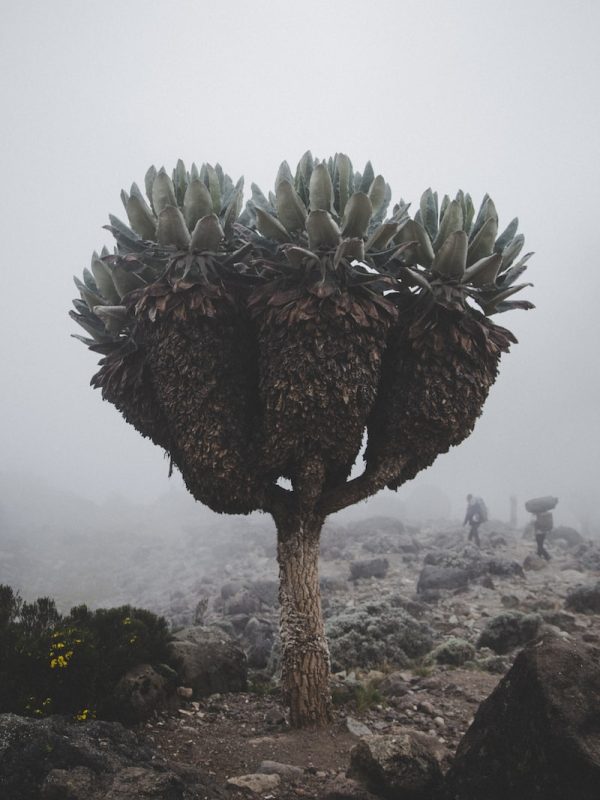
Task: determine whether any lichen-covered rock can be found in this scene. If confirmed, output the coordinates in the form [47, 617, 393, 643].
[417, 565, 470, 593]
[326, 603, 435, 671]
[110, 664, 176, 724]
[348, 732, 444, 800]
[477, 612, 542, 654]
[350, 558, 389, 581]
[447, 639, 600, 800]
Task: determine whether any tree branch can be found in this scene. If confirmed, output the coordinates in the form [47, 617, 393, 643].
[317, 457, 408, 518]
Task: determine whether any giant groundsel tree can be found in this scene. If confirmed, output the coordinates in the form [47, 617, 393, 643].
[71, 153, 533, 726]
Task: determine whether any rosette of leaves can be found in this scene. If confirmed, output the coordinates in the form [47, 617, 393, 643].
[71, 161, 261, 514]
[244, 153, 403, 490]
[365, 190, 534, 486]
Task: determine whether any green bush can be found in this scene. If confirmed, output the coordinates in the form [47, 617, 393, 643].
[0, 585, 176, 721]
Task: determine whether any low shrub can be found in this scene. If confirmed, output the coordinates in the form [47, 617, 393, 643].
[0, 585, 176, 720]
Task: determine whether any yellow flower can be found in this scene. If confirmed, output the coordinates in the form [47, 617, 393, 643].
[122, 617, 132, 625]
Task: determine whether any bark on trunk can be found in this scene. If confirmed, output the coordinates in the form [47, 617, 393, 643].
[276, 513, 332, 727]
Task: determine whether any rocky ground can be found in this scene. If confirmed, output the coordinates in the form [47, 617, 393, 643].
[132, 515, 600, 797]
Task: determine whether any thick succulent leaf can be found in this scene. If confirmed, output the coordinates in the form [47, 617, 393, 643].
[222, 188, 243, 238]
[439, 194, 450, 224]
[434, 199, 464, 252]
[151, 169, 177, 215]
[285, 246, 319, 269]
[479, 282, 533, 312]
[496, 251, 534, 287]
[420, 188, 438, 241]
[125, 195, 157, 240]
[91, 256, 121, 304]
[71, 333, 98, 348]
[250, 182, 274, 213]
[156, 206, 191, 248]
[184, 179, 214, 230]
[488, 299, 535, 314]
[173, 159, 188, 206]
[494, 217, 519, 253]
[82, 268, 98, 292]
[341, 192, 372, 238]
[190, 213, 224, 251]
[76, 278, 106, 311]
[432, 230, 468, 277]
[93, 304, 129, 334]
[334, 153, 353, 216]
[366, 222, 400, 252]
[205, 164, 222, 213]
[500, 233, 525, 269]
[306, 210, 341, 250]
[467, 216, 498, 266]
[294, 151, 314, 205]
[108, 214, 139, 242]
[463, 193, 475, 233]
[255, 207, 290, 242]
[309, 163, 334, 212]
[69, 311, 113, 342]
[394, 219, 435, 267]
[275, 160, 294, 189]
[334, 237, 365, 264]
[469, 194, 496, 242]
[400, 267, 433, 292]
[275, 180, 307, 233]
[462, 252, 503, 287]
[359, 161, 375, 193]
[111, 265, 146, 299]
[368, 175, 386, 216]
[144, 165, 157, 210]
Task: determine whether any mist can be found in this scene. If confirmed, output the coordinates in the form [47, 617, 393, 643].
[1, 0, 599, 564]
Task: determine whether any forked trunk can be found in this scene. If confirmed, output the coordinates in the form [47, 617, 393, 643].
[276, 512, 331, 727]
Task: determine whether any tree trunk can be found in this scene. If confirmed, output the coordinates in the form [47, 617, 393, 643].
[276, 512, 332, 727]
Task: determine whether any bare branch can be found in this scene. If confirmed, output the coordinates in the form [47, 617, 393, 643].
[317, 457, 407, 517]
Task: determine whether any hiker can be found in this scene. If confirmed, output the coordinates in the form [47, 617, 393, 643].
[464, 494, 487, 547]
[534, 511, 553, 560]
[524, 496, 558, 562]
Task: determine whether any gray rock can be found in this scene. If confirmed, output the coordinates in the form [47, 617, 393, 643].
[258, 760, 303, 778]
[447, 639, 600, 800]
[378, 672, 410, 698]
[111, 664, 176, 725]
[477, 612, 542, 654]
[548, 526, 583, 547]
[346, 717, 373, 737]
[350, 558, 389, 581]
[523, 554, 547, 571]
[565, 582, 600, 614]
[417, 565, 470, 593]
[322, 775, 381, 800]
[227, 773, 280, 793]
[348, 732, 444, 800]
[171, 626, 247, 696]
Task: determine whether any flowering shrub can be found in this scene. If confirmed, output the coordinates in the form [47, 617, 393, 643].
[0, 585, 176, 720]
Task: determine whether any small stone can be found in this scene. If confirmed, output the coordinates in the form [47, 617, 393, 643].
[177, 686, 193, 699]
[227, 773, 280, 793]
[259, 760, 304, 779]
[417, 701, 435, 716]
[346, 717, 372, 737]
[434, 716, 445, 728]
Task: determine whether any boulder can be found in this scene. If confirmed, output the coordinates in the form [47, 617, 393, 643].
[447, 639, 600, 800]
[565, 582, 600, 614]
[548, 526, 583, 546]
[350, 558, 389, 581]
[0, 714, 222, 800]
[242, 616, 277, 669]
[171, 626, 247, 696]
[227, 773, 280, 793]
[477, 611, 542, 654]
[326, 603, 435, 671]
[417, 565, 470, 593]
[348, 732, 444, 800]
[110, 664, 176, 725]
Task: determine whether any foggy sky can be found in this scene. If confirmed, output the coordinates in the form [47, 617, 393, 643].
[1, 0, 598, 528]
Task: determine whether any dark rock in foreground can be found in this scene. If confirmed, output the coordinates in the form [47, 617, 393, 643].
[447, 638, 600, 800]
[0, 714, 223, 800]
[565, 581, 600, 613]
[348, 731, 444, 800]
